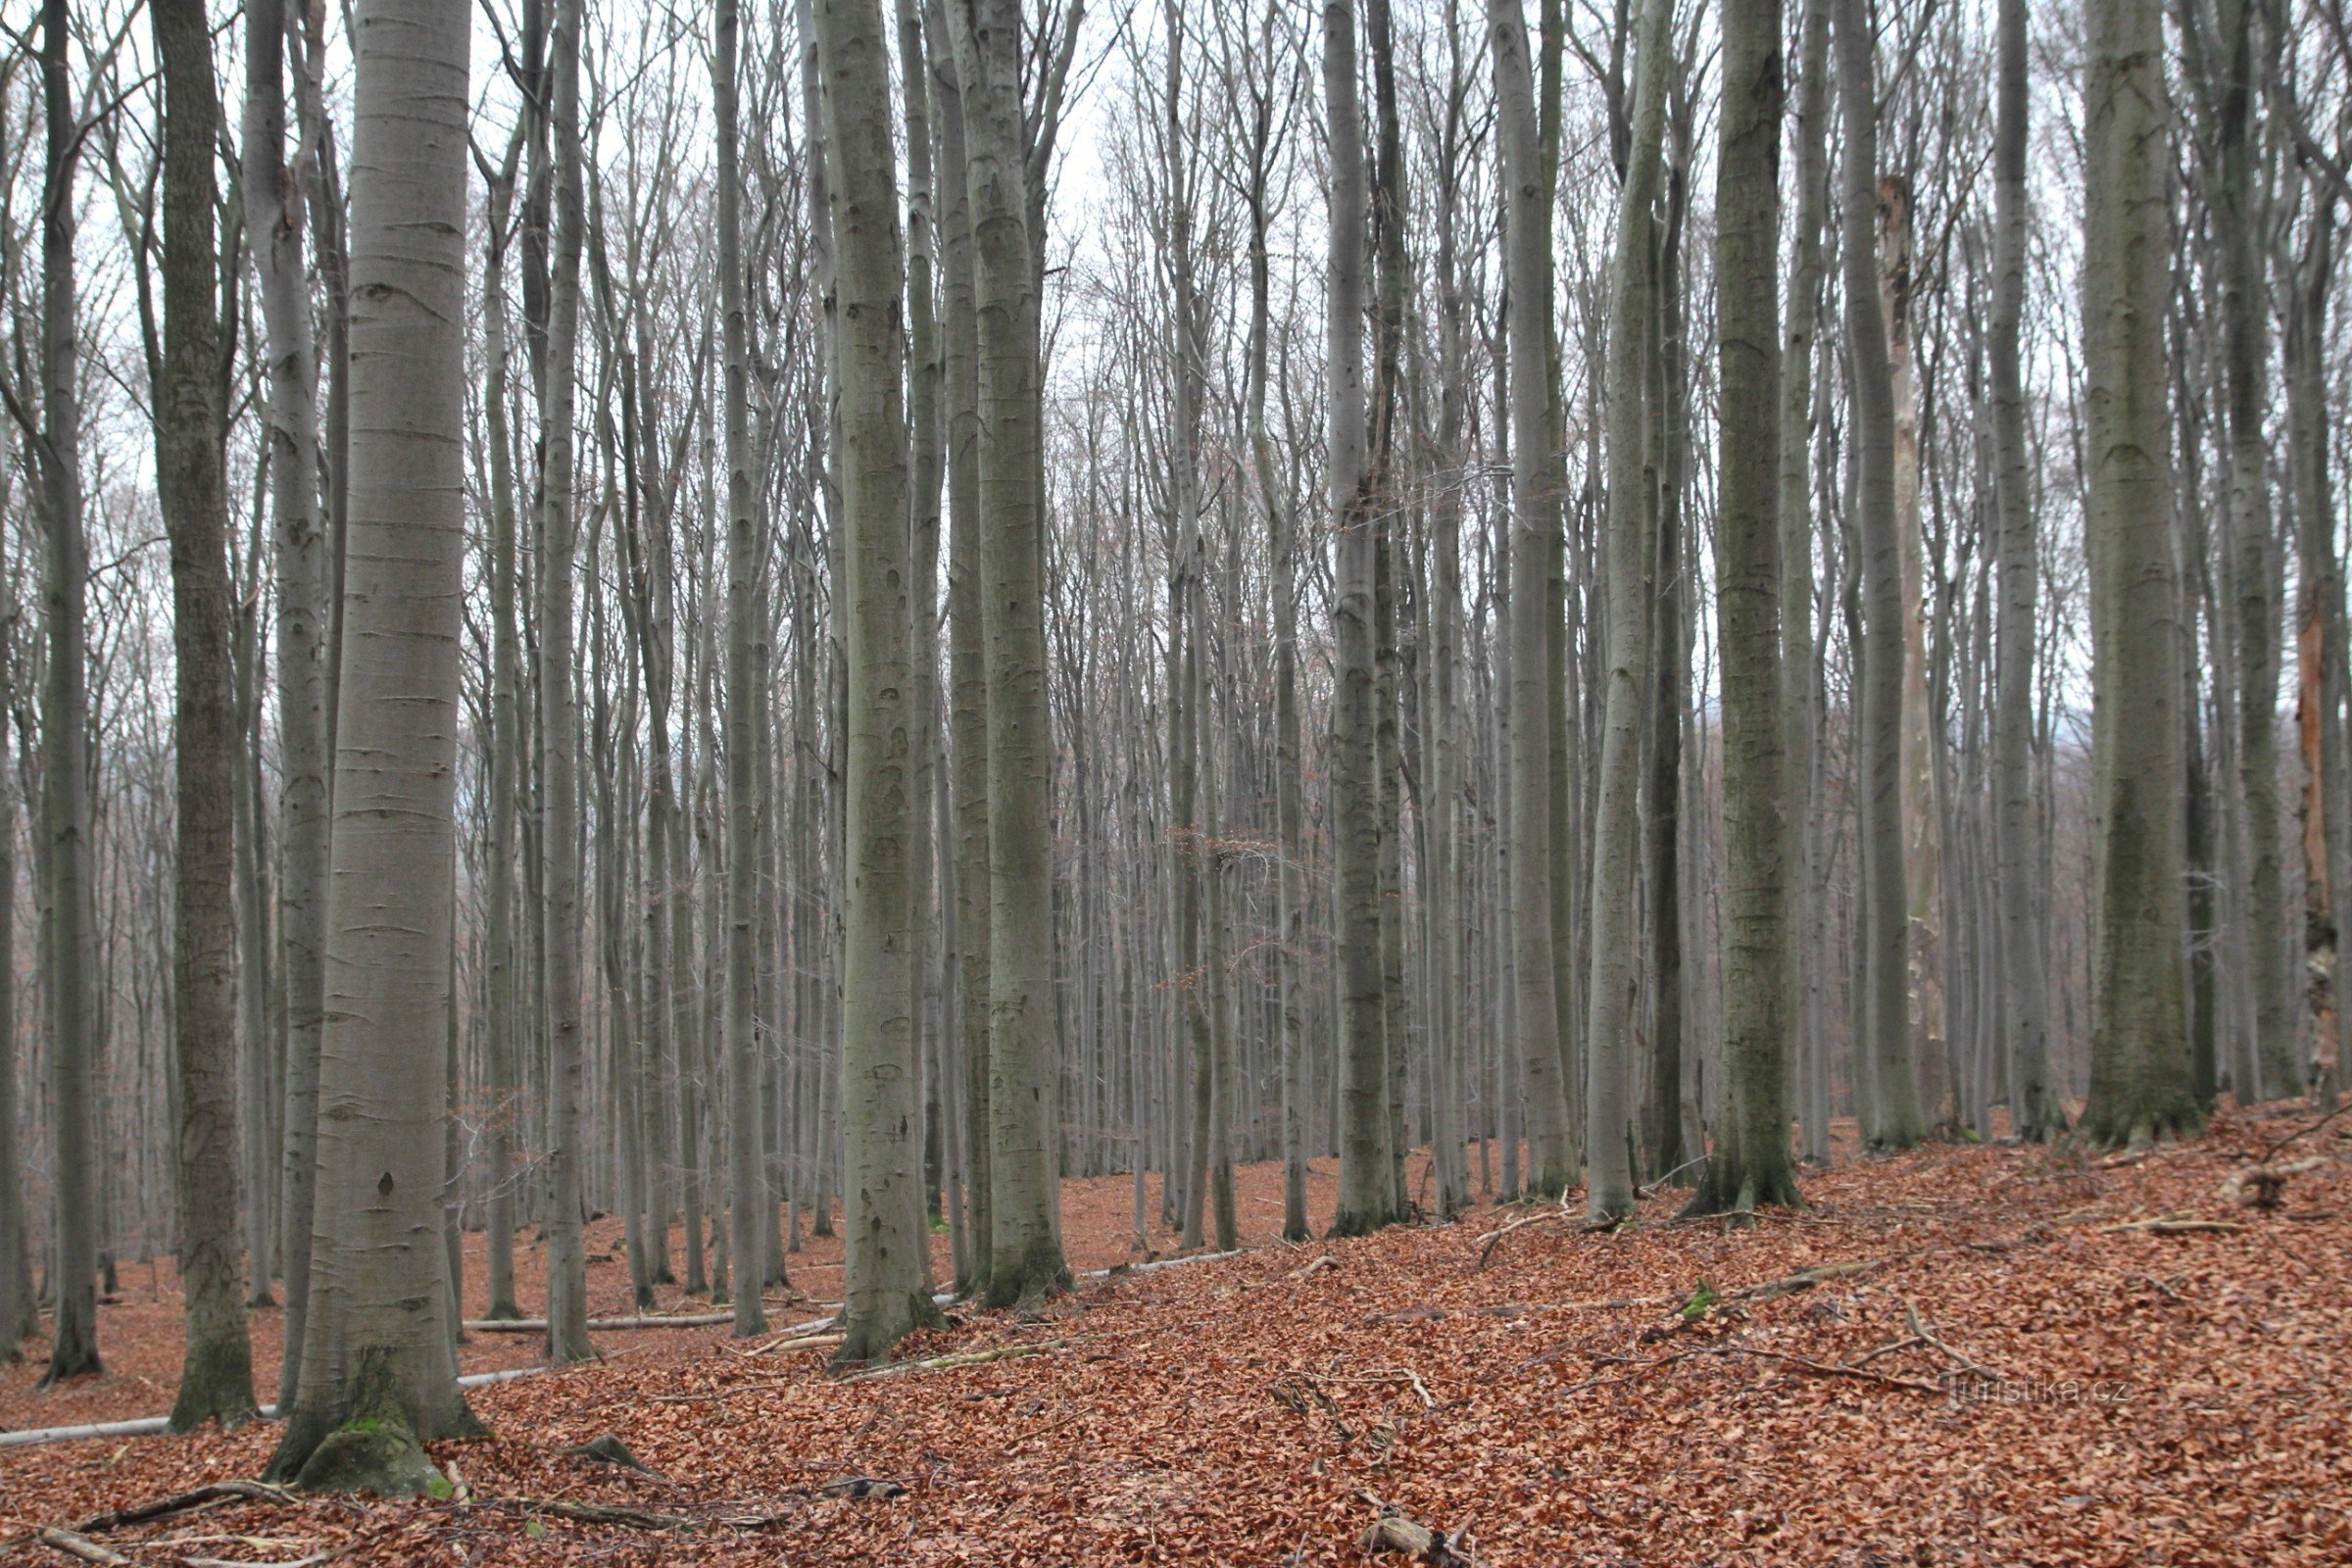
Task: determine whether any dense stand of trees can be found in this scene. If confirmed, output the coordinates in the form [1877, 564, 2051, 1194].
[3, 0, 2350, 1486]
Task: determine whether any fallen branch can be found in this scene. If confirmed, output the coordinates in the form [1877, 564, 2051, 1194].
[1731, 1258, 1886, 1304]
[2096, 1215, 2246, 1236]
[487, 1496, 696, 1531]
[177, 1548, 353, 1568]
[73, 1482, 296, 1536]
[726, 1332, 846, 1358]
[2218, 1156, 2324, 1210]
[1903, 1300, 1995, 1378]
[1359, 1512, 1476, 1564]
[1473, 1195, 1576, 1270]
[840, 1340, 1064, 1383]
[33, 1527, 128, 1566]
[465, 1310, 735, 1334]
[2249, 1100, 2352, 1165]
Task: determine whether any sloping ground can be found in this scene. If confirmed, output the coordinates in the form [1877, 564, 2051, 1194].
[2, 1107, 2345, 1566]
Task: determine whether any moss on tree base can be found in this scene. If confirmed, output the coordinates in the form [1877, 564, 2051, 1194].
[982, 1242, 1071, 1314]
[291, 1415, 445, 1496]
[167, 1334, 259, 1434]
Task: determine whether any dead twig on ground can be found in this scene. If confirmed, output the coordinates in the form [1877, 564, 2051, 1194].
[840, 1341, 1064, 1383]
[33, 1527, 128, 1566]
[70, 1482, 298, 1537]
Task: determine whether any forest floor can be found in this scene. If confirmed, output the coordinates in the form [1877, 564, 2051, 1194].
[2, 1103, 2347, 1566]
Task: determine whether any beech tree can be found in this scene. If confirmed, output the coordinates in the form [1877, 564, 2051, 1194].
[264, 0, 483, 1491]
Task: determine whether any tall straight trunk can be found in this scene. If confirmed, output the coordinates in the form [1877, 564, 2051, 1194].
[1198, 569, 1238, 1251]
[233, 588, 276, 1310]
[2202, 0, 2291, 1100]
[1243, 81, 1310, 1243]
[2077, 0, 2200, 1150]
[1990, 0, 2057, 1141]
[616, 291, 683, 1290]
[1835, 0, 1923, 1147]
[820, 0, 937, 1365]
[536, 0, 592, 1366]
[1175, 597, 1207, 1246]
[1688, 0, 1796, 1217]
[1782, 0, 1833, 1165]
[0, 714, 32, 1347]
[1880, 174, 1943, 1120]
[151, 0, 257, 1430]
[899, 0, 948, 1284]
[1489, 0, 1573, 1199]
[1643, 206, 1687, 1181]
[2286, 196, 2345, 1107]
[930, 0, 992, 1297]
[1166, 15, 1212, 1249]
[1367, 0, 1411, 1223]
[713, 0, 768, 1338]
[264, 0, 483, 1488]
[36, 0, 100, 1387]
[1583, 0, 1671, 1224]
[475, 136, 526, 1321]
[1427, 50, 1472, 1218]
[1324, 0, 1391, 1238]
[944, 0, 1071, 1306]
[245, 0, 332, 1396]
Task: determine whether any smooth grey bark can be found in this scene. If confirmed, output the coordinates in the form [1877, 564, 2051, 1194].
[1989, 0, 2058, 1142]
[2283, 179, 2345, 1108]
[2200, 0, 2291, 1100]
[945, 0, 1073, 1306]
[1426, 20, 1473, 1218]
[1366, 0, 1411, 1224]
[1835, 0, 1923, 1148]
[1583, 0, 1671, 1225]
[2076, 0, 2202, 1150]
[474, 132, 525, 1321]
[1781, 0, 1832, 1165]
[819, 0, 939, 1366]
[1489, 0, 1573, 1200]
[243, 0, 333, 1396]
[35, 0, 100, 1387]
[930, 0, 993, 1298]
[264, 0, 483, 1487]
[1233, 23, 1311, 1240]
[0, 710, 32, 1349]
[1324, 0, 1393, 1238]
[536, 0, 592, 1366]
[151, 0, 258, 1431]
[714, 0, 768, 1338]
[1687, 0, 1797, 1217]
[900, 0, 949, 1292]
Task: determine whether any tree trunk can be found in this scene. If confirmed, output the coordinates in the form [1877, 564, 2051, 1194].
[2077, 0, 2201, 1150]
[535, 0, 593, 1366]
[930, 0, 993, 1298]
[1782, 0, 1833, 1166]
[1835, 0, 1923, 1148]
[2285, 192, 2345, 1108]
[714, 0, 769, 1338]
[1989, 0, 2058, 1141]
[1583, 0, 1671, 1224]
[945, 0, 1073, 1305]
[1489, 0, 1573, 1200]
[151, 0, 258, 1430]
[36, 0, 101, 1388]
[0, 712, 33, 1348]
[1687, 0, 1797, 1217]
[818, 0, 939, 1364]
[264, 0, 484, 1487]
